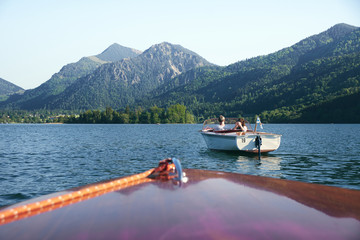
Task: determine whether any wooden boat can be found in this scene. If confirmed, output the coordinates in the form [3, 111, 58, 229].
[0, 158, 359, 239]
[200, 118, 281, 153]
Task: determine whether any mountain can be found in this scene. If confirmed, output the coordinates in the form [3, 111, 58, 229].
[45, 42, 213, 109]
[96, 43, 142, 62]
[1, 23, 359, 123]
[137, 23, 360, 122]
[0, 77, 23, 95]
[1, 44, 142, 109]
[0, 78, 24, 101]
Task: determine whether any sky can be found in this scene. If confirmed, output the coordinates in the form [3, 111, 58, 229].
[0, 0, 359, 89]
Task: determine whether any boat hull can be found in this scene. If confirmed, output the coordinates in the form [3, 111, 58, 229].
[0, 169, 359, 239]
[201, 131, 281, 152]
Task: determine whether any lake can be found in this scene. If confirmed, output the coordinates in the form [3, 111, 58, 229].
[1, 123, 359, 207]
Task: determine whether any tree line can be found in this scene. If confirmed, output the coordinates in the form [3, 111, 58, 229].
[0, 104, 195, 124]
[65, 104, 195, 124]
[0, 110, 66, 124]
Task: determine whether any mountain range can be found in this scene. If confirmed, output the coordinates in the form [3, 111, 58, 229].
[1, 23, 359, 122]
[141, 23, 360, 122]
[0, 43, 142, 109]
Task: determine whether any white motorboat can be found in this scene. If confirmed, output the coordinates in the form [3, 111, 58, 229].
[200, 118, 281, 153]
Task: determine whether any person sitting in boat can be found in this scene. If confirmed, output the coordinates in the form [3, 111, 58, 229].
[233, 118, 247, 132]
[214, 115, 227, 131]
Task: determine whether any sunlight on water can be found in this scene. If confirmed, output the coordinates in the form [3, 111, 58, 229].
[0, 123, 359, 207]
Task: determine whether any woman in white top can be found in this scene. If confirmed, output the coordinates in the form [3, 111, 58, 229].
[233, 118, 247, 132]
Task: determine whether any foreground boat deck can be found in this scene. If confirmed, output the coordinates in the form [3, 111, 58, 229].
[1, 167, 359, 239]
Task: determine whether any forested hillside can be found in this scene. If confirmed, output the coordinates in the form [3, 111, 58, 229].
[0, 78, 24, 101]
[1, 44, 141, 109]
[1, 23, 359, 123]
[138, 23, 360, 122]
[43, 42, 213, 110]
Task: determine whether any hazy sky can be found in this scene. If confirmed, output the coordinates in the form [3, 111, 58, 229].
[1, 0, 359, 89]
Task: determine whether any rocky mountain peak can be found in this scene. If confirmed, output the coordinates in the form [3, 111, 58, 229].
[141, 42, 213, 67]
[96, 43, 142, 62]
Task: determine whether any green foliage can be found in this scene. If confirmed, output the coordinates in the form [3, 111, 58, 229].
[0, 110, 73, 124]
[64, 104, 195, 124]
[0, 104, 195, 124]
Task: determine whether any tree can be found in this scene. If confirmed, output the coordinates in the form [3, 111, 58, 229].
[167, 104, 187, 123]
[119, 113, 129, 123]
[104, 107, 114, 123]
[139, 111, 151, 123]
[150, 105, 163, 123]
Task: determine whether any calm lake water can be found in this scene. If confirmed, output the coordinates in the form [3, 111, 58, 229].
[1, 123, 359, 207]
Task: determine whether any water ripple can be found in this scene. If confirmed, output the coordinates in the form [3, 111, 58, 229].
[1, 123, 360, 208]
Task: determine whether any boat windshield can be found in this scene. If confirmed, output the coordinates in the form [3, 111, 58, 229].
[202, 118, 253, 132]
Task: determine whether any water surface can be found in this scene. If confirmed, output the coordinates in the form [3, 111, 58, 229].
[1, 124, 359, 207]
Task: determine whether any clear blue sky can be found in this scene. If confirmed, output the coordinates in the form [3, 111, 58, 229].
[1, 0, 359, 89]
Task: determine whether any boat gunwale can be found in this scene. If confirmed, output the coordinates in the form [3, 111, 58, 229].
[200, 129, 282, 138]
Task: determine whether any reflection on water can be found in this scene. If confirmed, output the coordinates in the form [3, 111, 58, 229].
[197, 149, 283, 178]
[235, 154, 282, 178]
[236, 155, 282, 173]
